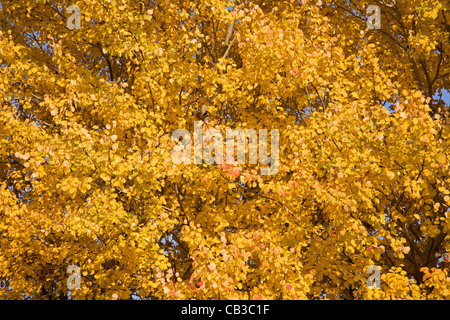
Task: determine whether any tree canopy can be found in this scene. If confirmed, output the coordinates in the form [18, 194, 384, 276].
[0, 0, 449, 299]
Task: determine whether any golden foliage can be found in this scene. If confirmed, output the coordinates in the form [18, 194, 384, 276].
[0, 0, 449, 299]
